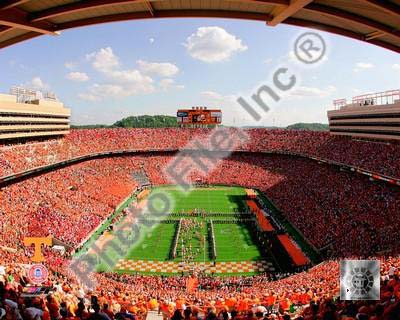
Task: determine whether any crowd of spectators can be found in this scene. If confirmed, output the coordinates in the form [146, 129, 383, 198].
[1, 128, 400, 178]
[0, 157, 140, 258]
[1, 129, 400, 319]
[1, 153, 399, 261]
[142, 153, 400, 258]
[1, 257, 399, 319]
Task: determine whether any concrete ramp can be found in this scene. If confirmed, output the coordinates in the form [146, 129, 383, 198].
[146, 311, 163, 320]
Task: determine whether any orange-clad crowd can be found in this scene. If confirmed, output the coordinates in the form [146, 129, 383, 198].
[0, 129, 399, 319]
[1, 258, 399, 320]
[1, 129, 400, 178]
[2, 153, 398, 260]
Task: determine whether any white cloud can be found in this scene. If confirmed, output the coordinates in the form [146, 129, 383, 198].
[66, 71, 89, 82]
[86, 47, 120, 73]
[159, 78, 174, 90]
[27, 77, 49, 90]
[64, 61, 76, 70]
[263, 58, 273, 64]
[159, 78, 184, 91]
[159, 79, 174, 91]
[137, 60, 179, 77]
[200, 90, 240, 108]
[201, 85, 335, 127]
[288, 51, 297, 63]
[353, 62, 374, 72]
[392, 64, 400, 70]
[108, 69, 151, 84]
[356, 62, 374, 69]
[149, 38, 155, 44]
[201, 91, 230, 101]
[200, 90, 248, 125]
[184, 26, 247, 63]
[289, 85, 336, 99]
[78, 84, 125, 101]
[79, 77, 154, 101]
[288, 50, 328, 64]
[80, 47, 155, 101]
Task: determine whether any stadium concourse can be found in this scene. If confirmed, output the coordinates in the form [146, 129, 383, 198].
[0, 128, 400, 320]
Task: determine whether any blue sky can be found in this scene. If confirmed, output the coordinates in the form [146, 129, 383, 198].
[1, 18, 399, 126]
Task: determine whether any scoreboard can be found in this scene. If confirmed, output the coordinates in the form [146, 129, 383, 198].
[177, 107, 222, 127]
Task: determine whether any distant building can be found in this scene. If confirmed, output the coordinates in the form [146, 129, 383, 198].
[0, 87, 70, 141]
[327, 89, 400, 141]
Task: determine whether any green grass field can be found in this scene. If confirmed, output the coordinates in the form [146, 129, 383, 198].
[145, 186, 247, 213]
[126, 186, 262, 262]
[213, 223, 262, 261]
[75, 184, 319, 276]
[92, 185, 272, 274]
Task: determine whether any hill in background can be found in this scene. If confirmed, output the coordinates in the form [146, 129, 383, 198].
[72, 116, 328, 131]
[72, 115, 178, 129]
[286, 123, 329, 131]
[113, 115, 178, 128]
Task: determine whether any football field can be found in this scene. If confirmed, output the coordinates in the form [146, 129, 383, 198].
[95, 185, 275, 275]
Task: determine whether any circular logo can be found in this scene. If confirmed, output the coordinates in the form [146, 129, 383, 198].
[294, 32, 326, 64]
[28, 264, 48, 285]
[345, 267, 374, 298]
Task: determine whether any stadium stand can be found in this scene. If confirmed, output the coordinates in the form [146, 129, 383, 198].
[1, 129, 400, 319]
[1, 257, 399, 319]
[1, 129, 400, 179]
[1, 152, 399, 258]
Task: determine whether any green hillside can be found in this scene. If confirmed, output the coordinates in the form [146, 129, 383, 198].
[286, 123, 329, 131]
[113, 115, 178, 128]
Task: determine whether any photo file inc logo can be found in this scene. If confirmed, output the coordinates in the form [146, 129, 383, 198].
[340, 260, 380, 301]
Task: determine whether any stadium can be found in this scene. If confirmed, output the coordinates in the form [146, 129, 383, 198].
[0, 1, 400, 320]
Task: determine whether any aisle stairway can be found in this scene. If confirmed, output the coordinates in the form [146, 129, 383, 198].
[146, 310, 163, 320]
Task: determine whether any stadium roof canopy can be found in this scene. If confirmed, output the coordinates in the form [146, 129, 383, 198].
[0, 0, 399, 53]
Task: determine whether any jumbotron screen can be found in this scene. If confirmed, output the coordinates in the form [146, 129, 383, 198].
[177, 107, 222, 126]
